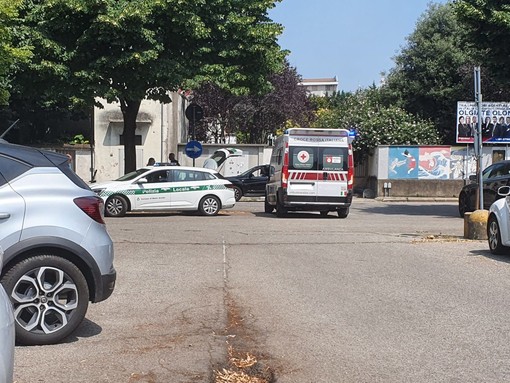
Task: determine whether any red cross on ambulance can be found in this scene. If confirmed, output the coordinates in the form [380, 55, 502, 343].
[298, 151, 309, 163]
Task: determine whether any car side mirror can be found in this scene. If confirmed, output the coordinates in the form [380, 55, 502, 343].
[269, 166, 275, 176]
[136, 177, 148, 184]
[498, 185, 510, 196]
[468, 174, 477, 183]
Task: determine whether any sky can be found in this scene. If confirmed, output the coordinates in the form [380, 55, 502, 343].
[269, 0, 447, 92]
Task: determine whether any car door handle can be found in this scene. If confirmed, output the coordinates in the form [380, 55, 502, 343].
[0, 213, 10, 219]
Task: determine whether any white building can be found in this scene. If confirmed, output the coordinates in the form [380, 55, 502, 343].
[90, 95, 187, 181]
[68, 93, 270, 183]
[298, 77, 338, 97]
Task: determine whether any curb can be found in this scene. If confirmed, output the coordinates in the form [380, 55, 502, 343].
[375, 197, 458, 202]
[239, 196, 458, 203]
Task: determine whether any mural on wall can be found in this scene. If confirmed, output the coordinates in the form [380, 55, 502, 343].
[386, 145, 500, 180]
[418, 147, 450, 179]
[450, 146, 476, 180]
[389, 147, 419, 179]
[388, 146, 463, 180]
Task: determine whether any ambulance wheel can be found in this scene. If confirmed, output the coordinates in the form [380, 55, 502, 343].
[337, 207, 349, 218]
[264, 194, 274, 214]
[276, 198, 287, 218]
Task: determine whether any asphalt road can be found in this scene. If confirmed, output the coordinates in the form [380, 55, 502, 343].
[13, 198, 510, 383]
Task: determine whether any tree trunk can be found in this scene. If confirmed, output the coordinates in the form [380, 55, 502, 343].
[119, 98, 142, 174]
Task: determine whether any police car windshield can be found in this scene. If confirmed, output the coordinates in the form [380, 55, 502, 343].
[115, 168, 150, 181]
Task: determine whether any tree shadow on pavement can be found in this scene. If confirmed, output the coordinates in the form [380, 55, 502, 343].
[356, 203, 459, 218]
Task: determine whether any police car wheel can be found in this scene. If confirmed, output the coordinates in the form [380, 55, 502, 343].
[199, 195, 220, 216]
[105, 195, 128, 217]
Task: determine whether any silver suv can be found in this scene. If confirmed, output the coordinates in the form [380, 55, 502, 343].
[0, 143, 116, 345]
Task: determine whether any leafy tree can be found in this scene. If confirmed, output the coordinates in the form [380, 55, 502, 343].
[232, 63, 311, 143]
[0, 0, 30, 106]
[11, 0, 286, 172]
[381, 2, 475, 144]
[312, 88, 441, 164]
[190, 83, 241, 143]
[454, 0, 510, 86]
[193, 62, 311, 144]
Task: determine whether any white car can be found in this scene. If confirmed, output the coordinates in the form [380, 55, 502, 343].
[0, 249, 14, 383]
[92, 166, 236, 217]
[488, 185, 510, 254]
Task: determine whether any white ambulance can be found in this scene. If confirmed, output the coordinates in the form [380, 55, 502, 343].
[265, 128, 354, 218]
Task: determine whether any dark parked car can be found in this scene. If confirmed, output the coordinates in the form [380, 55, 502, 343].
[458, 160, 510, 217]
[225, 165, 270, 201]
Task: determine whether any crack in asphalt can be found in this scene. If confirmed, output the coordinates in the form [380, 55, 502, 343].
[211, 237, 276, 383]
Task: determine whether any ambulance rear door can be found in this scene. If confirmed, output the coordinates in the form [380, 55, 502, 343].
[316, 145, 349, 199]
[287, 145, 319, 197]
[287, 144, 349, 201]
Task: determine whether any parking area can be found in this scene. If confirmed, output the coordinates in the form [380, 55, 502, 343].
[13, 198, 510, 383]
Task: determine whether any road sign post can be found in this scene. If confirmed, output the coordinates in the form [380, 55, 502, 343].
[185, 104, 204, 166]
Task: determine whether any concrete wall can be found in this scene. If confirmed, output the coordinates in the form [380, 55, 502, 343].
[363, 144, 510, 198]
[376, 179, 464, 198]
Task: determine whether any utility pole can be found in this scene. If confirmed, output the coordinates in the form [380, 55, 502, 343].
[474, 66, 484, 210]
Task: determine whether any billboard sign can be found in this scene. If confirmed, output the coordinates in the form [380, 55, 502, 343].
[456, 101, 510, 144]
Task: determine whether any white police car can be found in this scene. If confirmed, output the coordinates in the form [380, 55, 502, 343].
[92, 166, 236, 217]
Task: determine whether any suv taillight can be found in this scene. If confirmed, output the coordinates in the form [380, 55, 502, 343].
[74, 196, 106, 224]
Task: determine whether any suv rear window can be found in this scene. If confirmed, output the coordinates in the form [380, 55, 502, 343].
[0, 155, 32, 183]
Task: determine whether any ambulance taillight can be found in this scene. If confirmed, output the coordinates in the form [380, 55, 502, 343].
[282, 143, 289, 188]
[347, 145, 354, 189]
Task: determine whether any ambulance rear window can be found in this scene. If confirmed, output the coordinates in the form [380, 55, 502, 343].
[320, 147, 348, 171]
[289, 146, 348, 171]
[289, 147, 315, 170]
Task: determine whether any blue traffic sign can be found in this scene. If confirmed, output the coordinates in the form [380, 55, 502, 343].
[185, 140, 203, 159]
